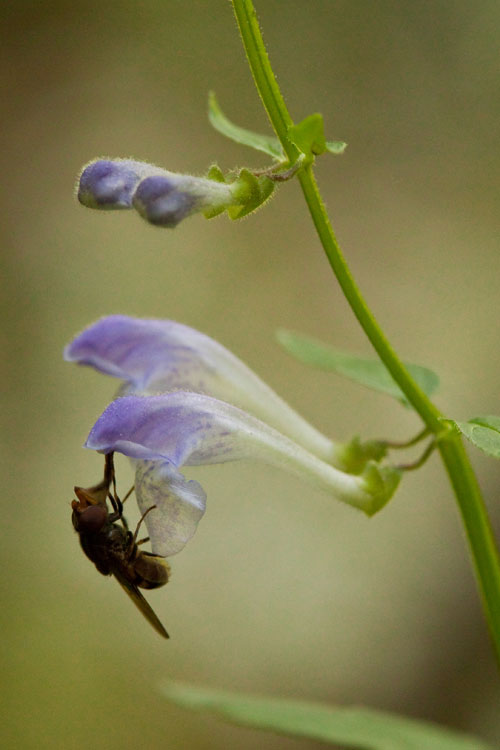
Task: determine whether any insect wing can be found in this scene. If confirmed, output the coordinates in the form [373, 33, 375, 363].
[113, 569, 169, 639]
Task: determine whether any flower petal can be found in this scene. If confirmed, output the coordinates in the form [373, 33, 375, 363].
[134, 460, 206, 557]
[85, 393, 399, 516]
[65, 315, 339, 464]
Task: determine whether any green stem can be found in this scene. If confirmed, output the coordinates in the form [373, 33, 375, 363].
[383, 427, 430, 449]
[232, 0, 500, 667]
[231, 0, 299, 163]
[297, 166, 441, 428]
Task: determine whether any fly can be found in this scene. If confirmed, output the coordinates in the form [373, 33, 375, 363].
[71, 452, 170, 639]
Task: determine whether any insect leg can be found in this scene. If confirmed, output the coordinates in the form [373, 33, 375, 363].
[130, 505, 157, 547]
[121, 485, 135, 504]
[105, 453, 125, 518]
[114, 486, 135, 531]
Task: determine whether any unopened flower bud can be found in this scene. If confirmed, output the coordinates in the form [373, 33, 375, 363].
[132, 174, 238, 228]
[77, 159, 155, 209]
[77, 158, 274, 226]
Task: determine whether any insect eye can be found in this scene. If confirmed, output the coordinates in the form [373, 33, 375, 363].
[77, 504, 107, 533]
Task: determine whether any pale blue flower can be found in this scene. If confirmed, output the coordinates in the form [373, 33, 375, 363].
[85, 393, 400, 556]
[66, 316, 400, 556]
[64, 315, 344, 464]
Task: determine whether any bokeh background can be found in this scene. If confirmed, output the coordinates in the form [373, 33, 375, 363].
[3, 1, 500, 747]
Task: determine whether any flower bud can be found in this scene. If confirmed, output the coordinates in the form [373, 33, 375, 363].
[77, 158, 274, 226]
[77, 159, 156, 209]
[132, 174, 238, 228]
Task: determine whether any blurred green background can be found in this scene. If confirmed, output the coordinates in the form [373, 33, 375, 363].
[3, 1, 500, 748]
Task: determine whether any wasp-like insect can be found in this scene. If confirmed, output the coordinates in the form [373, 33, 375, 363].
[71, 452, 170, 639]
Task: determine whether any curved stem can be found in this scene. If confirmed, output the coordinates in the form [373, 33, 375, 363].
[297, 165, 441, 428]
[232, 0, 500, 667]
[382, 427, 430, 449]
[396, 439, 436, 472]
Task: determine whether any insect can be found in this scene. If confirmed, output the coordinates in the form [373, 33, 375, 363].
[71, 452, 170, 639]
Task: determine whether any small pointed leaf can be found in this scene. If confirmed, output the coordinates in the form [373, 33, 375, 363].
[162, 683, 493, 750]
[448, 416, 500, 459]
[208, 92, 284, 160]
[276, 329, 439, 406]
[288, 114, 347, 157]
[288, 113, 327, 156]
[206, 164, 226, 182]
[325, 139, 348, 154]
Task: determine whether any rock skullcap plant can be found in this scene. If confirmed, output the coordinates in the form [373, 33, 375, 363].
[67, 1, 500, 748]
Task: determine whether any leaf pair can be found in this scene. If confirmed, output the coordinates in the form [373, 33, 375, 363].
[208, 91, 346, 163]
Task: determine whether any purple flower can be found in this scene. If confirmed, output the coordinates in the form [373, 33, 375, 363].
[66, 316, 400, 556]
[86, 393, 400, 556]
[64, 315, 342, 463]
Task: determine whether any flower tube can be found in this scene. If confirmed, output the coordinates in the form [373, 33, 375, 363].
[85, 393, 401, 556]
[65, 315, 384, 471]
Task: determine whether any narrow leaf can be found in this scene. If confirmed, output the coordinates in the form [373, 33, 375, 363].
[448, 416, 500, 458]
[276, 329, 439, 406]
[208, 92, 284, 160]
[161, 683, 493, 750]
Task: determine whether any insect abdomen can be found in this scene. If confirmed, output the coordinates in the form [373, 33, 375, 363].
[133, 554, 170, 589]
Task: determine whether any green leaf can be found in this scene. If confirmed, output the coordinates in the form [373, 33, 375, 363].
[208, 91, 284, 160]
[288, 113, 327, 155]
[448, 416, 500, 458]
[205, 164, 226, 182]
[161, 683, 493, 750]
[288, 113, 347, 157]
[325, 139, 348, 154]
[276, 329, 439, 406]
